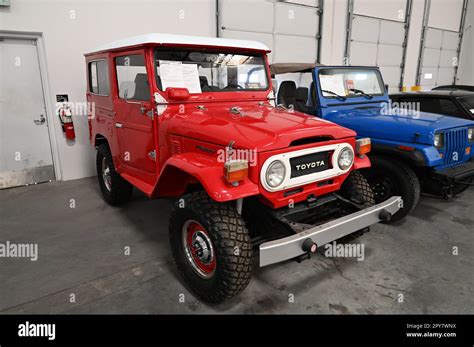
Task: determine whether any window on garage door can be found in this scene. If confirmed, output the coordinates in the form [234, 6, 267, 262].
[417, 0, 468, 89]
[344, 0, 411, 93]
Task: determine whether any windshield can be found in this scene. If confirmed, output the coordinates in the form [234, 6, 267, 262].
[458, 96, 474, 115]
[154, 49, 269, 93]
[318, 68, 385, 99]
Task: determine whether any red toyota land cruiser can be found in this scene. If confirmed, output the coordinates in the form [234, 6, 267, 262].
[85, 33, 401, 302]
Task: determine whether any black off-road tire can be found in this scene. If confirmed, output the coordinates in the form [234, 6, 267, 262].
[340, 170, 376, 208]
[336, 171, 376, 243]
[363, 155, 420, 224]
[169, 191, 252, 303]
[96, 143, 133, 206]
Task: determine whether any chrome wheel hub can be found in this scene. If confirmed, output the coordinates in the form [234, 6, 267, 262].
[101, 157, 112, 192]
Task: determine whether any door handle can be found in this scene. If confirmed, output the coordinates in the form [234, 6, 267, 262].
[115, 123, 123, 128]
[34, 114, 46, 125]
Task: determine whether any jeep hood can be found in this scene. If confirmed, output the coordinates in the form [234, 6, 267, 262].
[166, 101, 355, 151]
[325, 105, 474, 145]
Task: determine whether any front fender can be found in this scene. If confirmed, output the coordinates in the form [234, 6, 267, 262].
[152, 152, 260, 202]
[353, 154, 371, 170]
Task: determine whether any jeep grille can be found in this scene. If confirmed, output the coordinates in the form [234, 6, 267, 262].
[443, 128, 468, 166]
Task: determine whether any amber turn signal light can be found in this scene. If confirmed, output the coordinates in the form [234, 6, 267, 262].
[466, 147, 471, 156]
[356, 138, 371, 156]
[224, 160, 248, 183]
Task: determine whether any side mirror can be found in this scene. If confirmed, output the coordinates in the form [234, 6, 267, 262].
[167, 87, 190, 101]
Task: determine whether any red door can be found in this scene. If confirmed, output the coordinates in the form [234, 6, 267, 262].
[112, 50, 156, 183]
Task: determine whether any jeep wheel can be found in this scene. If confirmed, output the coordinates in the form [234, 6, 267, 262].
[96, 143, 133, 206]
[363, 156, 420, 224]
[169, 191, 252, 303]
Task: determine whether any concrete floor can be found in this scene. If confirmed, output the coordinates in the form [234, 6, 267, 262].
[0, 177, 473, 314]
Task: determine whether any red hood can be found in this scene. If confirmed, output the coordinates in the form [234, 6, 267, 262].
[165, 101, 355, 152]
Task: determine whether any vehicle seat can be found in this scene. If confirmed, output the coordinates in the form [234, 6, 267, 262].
[133, 73, 150, 100]
[295, 87, 310, 114]
[277, 81, 297, 108]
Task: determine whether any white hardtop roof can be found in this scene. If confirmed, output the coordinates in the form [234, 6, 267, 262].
[86, 33, 270, 54]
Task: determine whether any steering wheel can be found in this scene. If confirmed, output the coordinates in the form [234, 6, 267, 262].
[224, 84, 244, 90]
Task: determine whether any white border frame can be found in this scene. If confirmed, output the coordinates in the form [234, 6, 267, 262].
[0, 30, 62, 181]
[260, 143, 354, 192]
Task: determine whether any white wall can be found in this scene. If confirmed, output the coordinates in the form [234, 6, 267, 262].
[320, 0, 348, 65]
[0, 0, 216, 181]
[403, 0, 427, 88]
[457, 0, 473, 84]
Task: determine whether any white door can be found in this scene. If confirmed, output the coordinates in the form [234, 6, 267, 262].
[218, 0, 322, 63]
[0, 38, 55, 189]
[346, 0, 410, 93]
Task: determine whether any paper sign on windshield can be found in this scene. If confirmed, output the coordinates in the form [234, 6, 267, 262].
[159, 60, 202, 94]
[319, 74, 346, 97]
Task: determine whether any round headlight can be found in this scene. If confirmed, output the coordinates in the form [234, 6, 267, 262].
[338, 147, 354, 170]
[468, 128, 474, 143]
[266, 160, 286, 188]
[434, 133, 444, 148]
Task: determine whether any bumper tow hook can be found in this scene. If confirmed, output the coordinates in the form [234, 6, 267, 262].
[379, 209, 393, 223]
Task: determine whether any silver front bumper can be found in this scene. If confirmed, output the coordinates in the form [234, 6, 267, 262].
[259, 196, 402, 267]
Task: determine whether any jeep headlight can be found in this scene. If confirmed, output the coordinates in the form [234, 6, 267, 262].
[434, 132, 444, 149]
[338, 147, 354, 170]
[468, 128, 474, 143]
[265, 160, 286, 188]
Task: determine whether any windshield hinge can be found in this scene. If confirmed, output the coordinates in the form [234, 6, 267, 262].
[148, 150, 156, 161]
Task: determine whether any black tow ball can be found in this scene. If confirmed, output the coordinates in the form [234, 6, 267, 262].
[302, 238, 317, 253]
[295, 239, 317, 263]
[379, 209, 392, 223]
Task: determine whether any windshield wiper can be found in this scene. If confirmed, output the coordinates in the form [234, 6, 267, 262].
[349, 88, 373, 99]
[321, 90, 346, 101]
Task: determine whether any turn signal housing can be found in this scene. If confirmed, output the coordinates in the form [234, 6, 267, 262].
[356, 138, 371, 156]
[224, 160, 248, 183]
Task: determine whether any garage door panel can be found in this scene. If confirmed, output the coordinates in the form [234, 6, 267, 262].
[350, 41, 377, 65]
[420, 67, 438, 86]
[441, 31, 459, 50]
[219, 0, 273, 33]
[377, 44, 403, 66]
[351, 16, 379, 43]
[285, 0, 319, 6]
[379, 20, 405, 45]
[424, 28, 443, 49]
[439, 49, 457, 68]
[353, 0, 407, 22]
[428, 0, 464, 32]
[274, 35, 317, 63]
[379, 66, 401, 87]
[220, 30, 274, 62]
[436, 67, 455, 85]
[275, 2, 318, 36]
[422, 48, 441, 68]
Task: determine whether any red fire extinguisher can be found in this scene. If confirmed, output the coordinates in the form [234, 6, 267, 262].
[58, 103, 76, 141]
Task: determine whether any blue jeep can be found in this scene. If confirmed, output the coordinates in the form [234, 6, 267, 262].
[271, 64, 474, 223]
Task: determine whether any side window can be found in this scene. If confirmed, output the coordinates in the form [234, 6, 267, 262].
[115, 54, 150, 101]
[438, 99, 466, 118]
[417, 98, 441, 114]
[88, 60, 110, 95]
